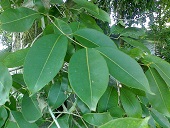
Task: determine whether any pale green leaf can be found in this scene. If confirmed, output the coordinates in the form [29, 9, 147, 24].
[0, 106, 8, 127]
[74, 28, 117, 48]
[3, 48, 29, 68]
[22, 94, 42, 122]
[97, 86, 118, 112]
[145, 68, 170, 117]
[96, 47, 152, 94]
[143, 55, 170, 87]
[24, 34, 68, 95]
[151, 108, 170, 128]
[0, 63, 12, 105]
[0, 7, 41, 32]
[48, 78, 68, 109]
[68, 48, 109, 111]
[121, 37, 150, 53]
[99, 117, 150, 128]
[120, 88, 142, 118]
[83, 112, 112, 126]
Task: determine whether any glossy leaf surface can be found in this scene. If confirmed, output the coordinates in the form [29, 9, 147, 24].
[96, 47, 151, 93]
[0, 7, 40, 32]
[24, 34, 68, 94]
[68, 48, 109, 111]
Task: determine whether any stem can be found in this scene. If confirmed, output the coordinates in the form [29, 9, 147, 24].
[48, 107, 61, 128]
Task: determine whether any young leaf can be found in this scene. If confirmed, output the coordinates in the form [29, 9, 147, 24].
[151, 108, 170, 128]
[0, 63, 12, 105]
[0, 7, 41, 32]
[3, 48, 29, 68]
[143, 55, 170, 88]
[0, 106, 8, 127]
[74, 28, 117, 48]
[68, 48, 109, 111]
[6, 111, 38, 128]
[99, 117, 150, 128]
[121, 37, 150, 53]
[83, 112, 112, 126]
[24, 34, 68, 95]
[21, 94, 42, 122]
[145, 68, 170, 117]
[97, 86, 118, 112]
[96, 47, 152, 94]
[120, 88, 142, 118]
[48, 78, 68, 109]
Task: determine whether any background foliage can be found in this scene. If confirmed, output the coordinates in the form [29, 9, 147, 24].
[0, 0, 170, 128]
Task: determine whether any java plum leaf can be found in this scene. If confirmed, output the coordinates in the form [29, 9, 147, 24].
[48, 78, 68, 109]
[97, 86, 118, 112]
[74, 28, 117, 48]
[83, 112, 112, 126]
[24, 34, 68, 95]
[68, 48, 109, 111]
[143, 55, 170, 88]
[151, 108, 170, 128]
[99, 117, 150, 128]
[0, 106, 8, 127]
[0, 0, 11, 10]
[22, 94, 42, 122]
[145, 68, 170, 117]
[120, 88, 142, 118]
[0, 63, 12, 105]
[96, 47, 152, 94]
[121, 37, 150, 53]
[0, 7, 41, 32]
[3, 48, 29, 68]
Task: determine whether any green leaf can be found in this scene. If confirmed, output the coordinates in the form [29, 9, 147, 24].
[0, 0, 11, 10]
[77, 97, 91, 114]
[68, 48, 109, 111]
[54, 18, 72, 36]
[97, 86, 118, 112]
[83, 112, 112, 126]
[110, 24, 125, 35]
[0, 63, 12, 105]
[22, 94, 42, 122]
[3, 48, 29, 68]
[151, 108, 170, 128]
[120, 88, 142, 118]
[50, 0, 64, 4]
[145, 68, 170, 117]
[0, 106, 8, 127]
[0, 7, 41, 32]
[12, 74, 26, 86]
[48, 78, 68, 109]
[74, 28, 117, 48]
[0, 51, 10, 62]
[143, 55, 170, 87]
[24, 34, 68, 95]
[121, 37, 150, 53]
[69, 22, 86, 33]
[96, 47, 152, 94]
[108, 106, 125, 118]
[99, 117, 150, 128]
[120, 27, 145, 39]
[7, 111, 38, 128]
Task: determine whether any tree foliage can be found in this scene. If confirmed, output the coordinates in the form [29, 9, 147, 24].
[0, 0, 170, 128]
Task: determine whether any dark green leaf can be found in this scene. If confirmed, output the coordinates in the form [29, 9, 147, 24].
[0, 106, 8, 127]
[97, 86, 118, 112]
[151, 108, 170, 128]
[0, 0, 11, 10]
[0, 7, 41, 32]
[68, 48, 109, 111]
[121, 37, 150, 53]
[99, 117, 150, 128]
[50, 0, 64, 4]
[110, 24, 125, 35]
[22, 94, 42, 122]
[48, 78, 68, 109]
[83, 112, 112, 126]
[0, 63, 12, 105]
[77, 97, 91, 114]
[74, 28, 117, 48]
[108, 106, 125, 118]
[24, 34, 68, 95]
[12, 74, 26, 86]
[145, 68, 170, 117]
[96, 47, 152, 94]
[3, 48, 29, 68]
[120, 88, 142, 118]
